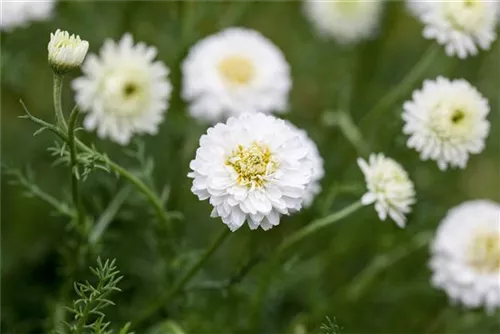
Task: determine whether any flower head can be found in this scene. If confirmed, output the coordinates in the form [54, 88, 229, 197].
[287, 122, 324, 207]
[48, 29, 89, 73]
[188, 113, 314, 232]
[72, 34, 172, 145]
[417, 0, 498, 58]
[303, 0, 384, 44]
[182, 27, 291, 123]
[357, 153, 415, 228]
[430, 200, 500, 312]
[402, 77, 490, 170]
[1, 0, 55, 31]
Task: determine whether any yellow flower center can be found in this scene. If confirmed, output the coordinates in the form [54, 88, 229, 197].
[468, 231, 500, 272]
[218, 55, 255, 86]
[334, 1, 362, 16]
[226, 142, 278, 188]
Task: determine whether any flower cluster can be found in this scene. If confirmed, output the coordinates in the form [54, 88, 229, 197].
[32, 0, 498, 316]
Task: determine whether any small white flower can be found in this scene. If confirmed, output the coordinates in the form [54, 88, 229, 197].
[303, 0, 384, 44]
[418, 0, 498, 58]
[402, 76, 490, 171]
[188, 113, 314, 232]
[287, 122, 324, 207]
[1, 0, 55, 31]
[72, 34, 172, 145]
[182, 27, 291, 123]
[48, 29, 89, 73]
[430, 200, 500, 312]
[357, 153, 415, 228]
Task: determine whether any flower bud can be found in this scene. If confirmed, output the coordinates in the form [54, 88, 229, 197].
[48, 29, 89, 73]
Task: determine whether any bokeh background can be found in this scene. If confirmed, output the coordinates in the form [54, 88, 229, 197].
[1, 1, 499, 333]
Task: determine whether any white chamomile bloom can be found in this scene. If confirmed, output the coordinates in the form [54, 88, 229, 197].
[1, 0, 55, 31]
[418, 0, 498, 59]
[188, 113, 314, 232]
[72, 34, 172, 145]
[182, 27, 291, 123]
[430, 200, 500, 312]
[48, 29, 89, 73]
[357, 153, 415, 228]
[287, 122, 324, 207]
[402, 76, 490, 171]
[303, 0, 384, 44]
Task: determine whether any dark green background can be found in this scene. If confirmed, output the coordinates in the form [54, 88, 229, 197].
[2, 1, 499, 333]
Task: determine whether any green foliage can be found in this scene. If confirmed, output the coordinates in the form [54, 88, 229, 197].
[63, 258, 130, 334]
[320, 317, 342, 334]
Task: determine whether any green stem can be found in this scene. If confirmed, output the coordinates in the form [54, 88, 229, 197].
[68, 107, 86, 233]
[331, 111, 369, 157]
[53, 73, 67, 130]
[250, 201, 364, 328]
[133, 227, 231, 328]
[89, 186, 131, 245]
[75, 139, 170, 226]
[277, 200, 364, 256]
[345, 230, 433, 301]
[359, 45, 440, 128]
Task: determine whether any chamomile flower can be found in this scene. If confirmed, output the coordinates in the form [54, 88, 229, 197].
[72, 34, 172, 145]
[357, 153, 415, 228]
[182, 27, 291, 123]
[287, 122, 324, 207]
[418, 0, 498, 58]
[1, 0, 55, 31]
[402, 77, 490, 171]
[430, 200, 500, 312]
[406, 0, 430, 18]
[48, 29, 89, 73]
[303, 0, 384, 44]
[188, 113, 314, 232]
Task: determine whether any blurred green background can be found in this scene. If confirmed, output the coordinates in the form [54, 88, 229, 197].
[1, 1, 499, 333]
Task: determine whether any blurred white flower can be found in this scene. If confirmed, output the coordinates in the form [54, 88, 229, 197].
[406, 0, 430, 18]
[182, 27, 291, 123]
[402, 76, 490, 171]
[48, 29, 89, 73]
[303, 0, 384, 44]
[357, 153, 415, 228]
[418, 0, 498, 58]
[1, 0, 55, 31]
[430, 200, 500, 312]
[188, 113, 314, 232]
[72, 34, 172, 145]
[287, 122, 324, 208]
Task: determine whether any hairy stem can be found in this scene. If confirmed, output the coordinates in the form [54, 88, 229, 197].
[53, 73, 67, 130]
[68, 107, 86, 233]
[134, 227, 231, 328]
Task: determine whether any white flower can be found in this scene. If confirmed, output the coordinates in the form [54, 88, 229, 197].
[1, 0, 55, 31]
[402, 76, 490, 171]
[287, 122, 324, 207]
[303, 0, 384, 44]
[357, 153, 415, 228]
[182, 27, 291, 123]
[188, 113, 314, 232]
[406, 0, 431, 18]
[48, 29, 89, 72]
[418, 0, 498, 59]
[430, 200, 500, 312]
[72, 34, 172, 145]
